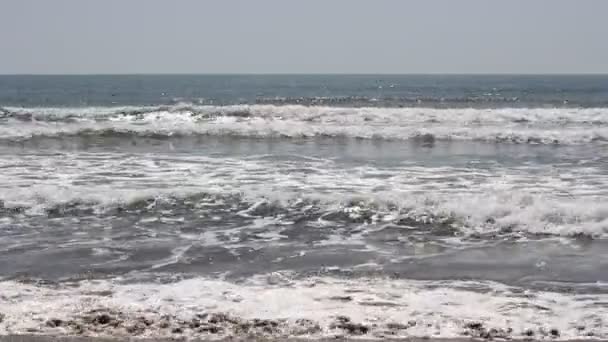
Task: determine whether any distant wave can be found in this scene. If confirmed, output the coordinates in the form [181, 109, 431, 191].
[2, 104, 608, 145]
[2, 126, 606, 145]
[3, 103, 608, 123]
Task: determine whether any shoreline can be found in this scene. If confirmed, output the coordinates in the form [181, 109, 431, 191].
[2, 335, 607, 342]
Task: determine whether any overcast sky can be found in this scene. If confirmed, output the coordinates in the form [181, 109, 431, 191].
[1, 0, 607, 74]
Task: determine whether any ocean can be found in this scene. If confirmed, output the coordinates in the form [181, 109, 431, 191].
[0, 74, 606, 340]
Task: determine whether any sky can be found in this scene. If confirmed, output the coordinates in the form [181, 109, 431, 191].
[1, 0, 607, 74]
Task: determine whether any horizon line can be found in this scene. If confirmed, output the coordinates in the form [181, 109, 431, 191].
[1, 72, 608, 77]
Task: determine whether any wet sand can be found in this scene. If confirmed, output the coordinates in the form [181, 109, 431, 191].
[0, 336, 449, 342]
[2, 336, 607, 342]
[0, 336, 503, 342]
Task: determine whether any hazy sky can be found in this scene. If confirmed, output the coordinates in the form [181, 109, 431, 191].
[1, 0, 607, 74]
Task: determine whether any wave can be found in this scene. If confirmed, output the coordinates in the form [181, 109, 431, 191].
[4, 103, 608, 124]
[1, 275, 606, 339]
[2, 189, 607, 239]
[2, 125, 607, 145]
[2, 104, 608, 144]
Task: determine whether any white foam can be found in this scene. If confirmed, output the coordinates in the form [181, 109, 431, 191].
[0, 154, 607, 238]
[5, 104, 608, 124]
[0, 275, 605, 339]
[2, 105, 608, 144]
[2, 105, 163, 120]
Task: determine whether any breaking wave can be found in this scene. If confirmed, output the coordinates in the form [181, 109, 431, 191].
[1, 104, 608, 144]
[2, 189, 607, 239]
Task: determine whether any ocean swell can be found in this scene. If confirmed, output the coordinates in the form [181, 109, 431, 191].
[1, 105, 608, 145]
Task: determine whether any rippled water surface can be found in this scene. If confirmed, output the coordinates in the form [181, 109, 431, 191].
[0, 75, 607, 339]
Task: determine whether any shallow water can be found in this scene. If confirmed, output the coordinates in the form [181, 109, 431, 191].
[0, 75, 607, 339]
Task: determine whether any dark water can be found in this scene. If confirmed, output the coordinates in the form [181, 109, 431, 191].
[0, 75, 607, 339]
[2, 74, 608, 107]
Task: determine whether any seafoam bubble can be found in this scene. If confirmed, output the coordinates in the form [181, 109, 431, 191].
[0, 275, 606, 339]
